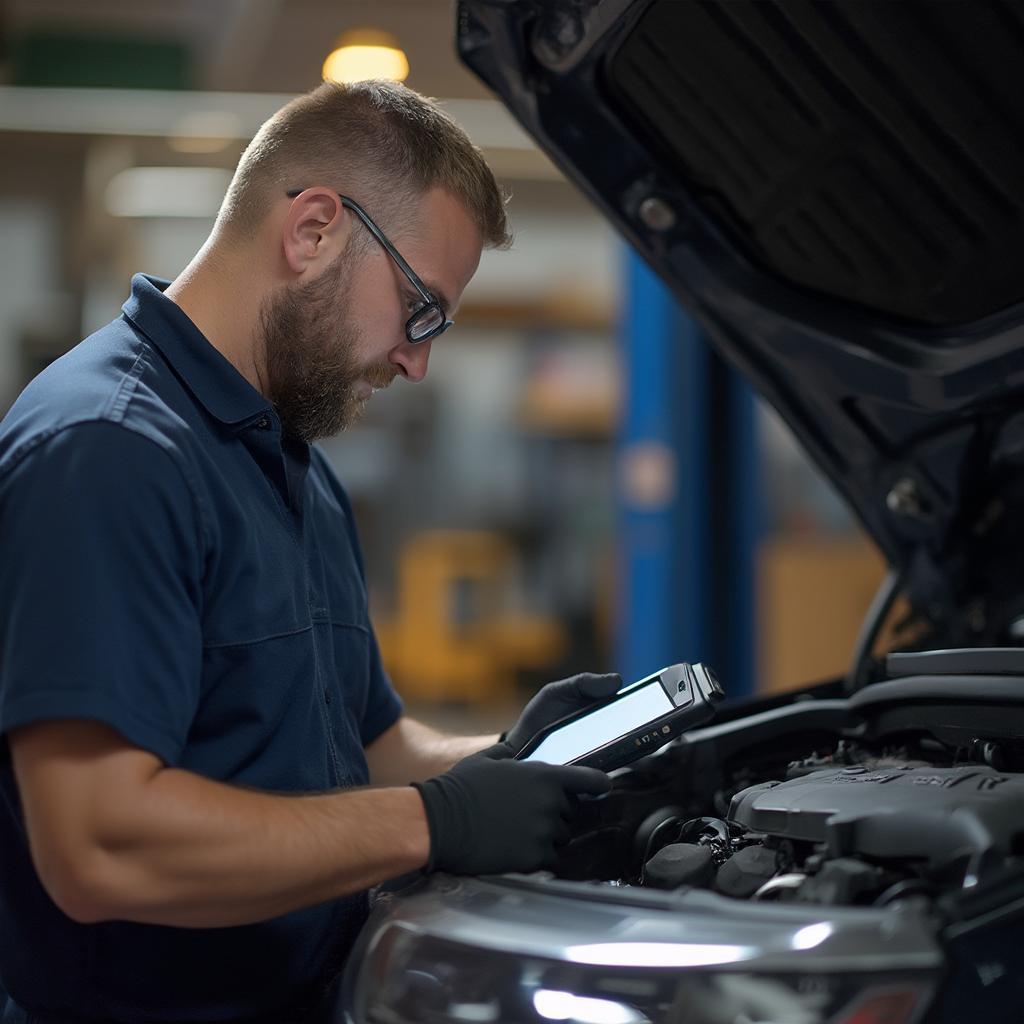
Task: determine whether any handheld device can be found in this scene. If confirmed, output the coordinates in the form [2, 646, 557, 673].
[515, 663, 724, 771]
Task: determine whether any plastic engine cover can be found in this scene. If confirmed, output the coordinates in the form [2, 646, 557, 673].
[729, 766, 1024, 866]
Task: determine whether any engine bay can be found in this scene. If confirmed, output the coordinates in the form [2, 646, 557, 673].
[635, 754, 1024, 908]
[558, 657, 1024, 915]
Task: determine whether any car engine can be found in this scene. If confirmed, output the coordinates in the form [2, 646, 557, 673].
[631, 741, 1024, 909]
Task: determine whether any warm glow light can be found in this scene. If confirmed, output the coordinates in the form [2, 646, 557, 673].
[323, 29, 409, 84]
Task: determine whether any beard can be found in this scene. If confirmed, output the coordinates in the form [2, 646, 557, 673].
[258, 248, 395, 443]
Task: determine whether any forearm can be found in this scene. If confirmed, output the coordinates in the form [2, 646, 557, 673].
[366, 717, 499, 785]
[62, 770, 428, 928]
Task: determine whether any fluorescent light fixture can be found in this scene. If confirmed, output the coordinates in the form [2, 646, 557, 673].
[323, 28, 409, 84]
[533, 990, 648, 1024]
[169, 110, 245, 154]
[565, 942, 754, 968]
[0, 88, 534, 152]
[105, 167, 233, 218]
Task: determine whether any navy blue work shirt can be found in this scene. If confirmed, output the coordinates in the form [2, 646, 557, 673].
[0, 274, 404, 1022]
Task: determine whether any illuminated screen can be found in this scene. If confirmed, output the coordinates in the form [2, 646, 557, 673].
[522, 680, 673, 765]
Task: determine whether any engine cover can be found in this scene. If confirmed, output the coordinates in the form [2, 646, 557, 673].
[729, 766, 1024, 868]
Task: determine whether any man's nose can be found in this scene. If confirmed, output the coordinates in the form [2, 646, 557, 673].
[391, 338, 432, 383]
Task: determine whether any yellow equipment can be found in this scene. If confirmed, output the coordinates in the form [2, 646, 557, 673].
[374, 530, 567, 703]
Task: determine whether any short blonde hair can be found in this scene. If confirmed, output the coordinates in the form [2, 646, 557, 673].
[216, 80, 511, 249]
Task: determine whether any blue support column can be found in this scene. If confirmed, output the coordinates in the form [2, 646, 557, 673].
[616, 250, 759, 698]
[616, 251, 710, 683]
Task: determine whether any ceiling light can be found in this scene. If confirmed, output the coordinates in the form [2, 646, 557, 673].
[322, 28, 409, 84]
[168, 110, 244, 154]
[104, 167, 233, 218]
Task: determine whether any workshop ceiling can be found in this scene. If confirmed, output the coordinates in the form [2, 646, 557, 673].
[2, 0, 488, 97]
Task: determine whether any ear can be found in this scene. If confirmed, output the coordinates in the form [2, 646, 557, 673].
[280, 189, 355, 275]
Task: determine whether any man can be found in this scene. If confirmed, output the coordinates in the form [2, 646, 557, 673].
[0, 81, 620, 1024]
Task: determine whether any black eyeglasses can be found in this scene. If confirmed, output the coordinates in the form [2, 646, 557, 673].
[285, 189, 453, 344]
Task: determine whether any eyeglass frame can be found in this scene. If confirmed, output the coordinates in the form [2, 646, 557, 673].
[285, 189, 454, 344]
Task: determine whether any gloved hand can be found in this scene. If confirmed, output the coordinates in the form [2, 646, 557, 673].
[502, 672, 623, 754]
[412, 750, 611, 874]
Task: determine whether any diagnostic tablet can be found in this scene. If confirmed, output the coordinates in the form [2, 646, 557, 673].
[515, 663, 723, 771]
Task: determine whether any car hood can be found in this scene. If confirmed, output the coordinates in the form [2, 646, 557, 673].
[457, 0, 1024, 647]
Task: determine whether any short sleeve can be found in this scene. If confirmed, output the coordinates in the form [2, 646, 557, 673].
[360, 628, 403, 746]
[0, 421, 204, 763]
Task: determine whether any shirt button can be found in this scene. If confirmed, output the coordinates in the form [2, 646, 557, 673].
[324, 689, 332, 705]
[256, 416, 271, 430]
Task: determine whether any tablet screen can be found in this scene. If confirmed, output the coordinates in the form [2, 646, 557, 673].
[521, 679, 673, 765]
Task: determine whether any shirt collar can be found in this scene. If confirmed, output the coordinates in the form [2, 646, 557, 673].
[121, 273, 273, 433]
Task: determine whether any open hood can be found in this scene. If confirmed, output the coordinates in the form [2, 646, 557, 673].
[457, 0, 1024, 652]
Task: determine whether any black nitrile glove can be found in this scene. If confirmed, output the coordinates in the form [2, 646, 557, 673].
[503, 672, 623, 754]
[412, 751, 611, 874]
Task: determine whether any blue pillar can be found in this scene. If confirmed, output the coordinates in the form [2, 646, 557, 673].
[616, 250, 710, 682]
[616, 250, 758, 698]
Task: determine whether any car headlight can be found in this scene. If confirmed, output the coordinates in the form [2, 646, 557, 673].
[348, 923, 937, 1024]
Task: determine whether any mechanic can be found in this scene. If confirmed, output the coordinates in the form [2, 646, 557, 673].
[0, 81, 619, 1024]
